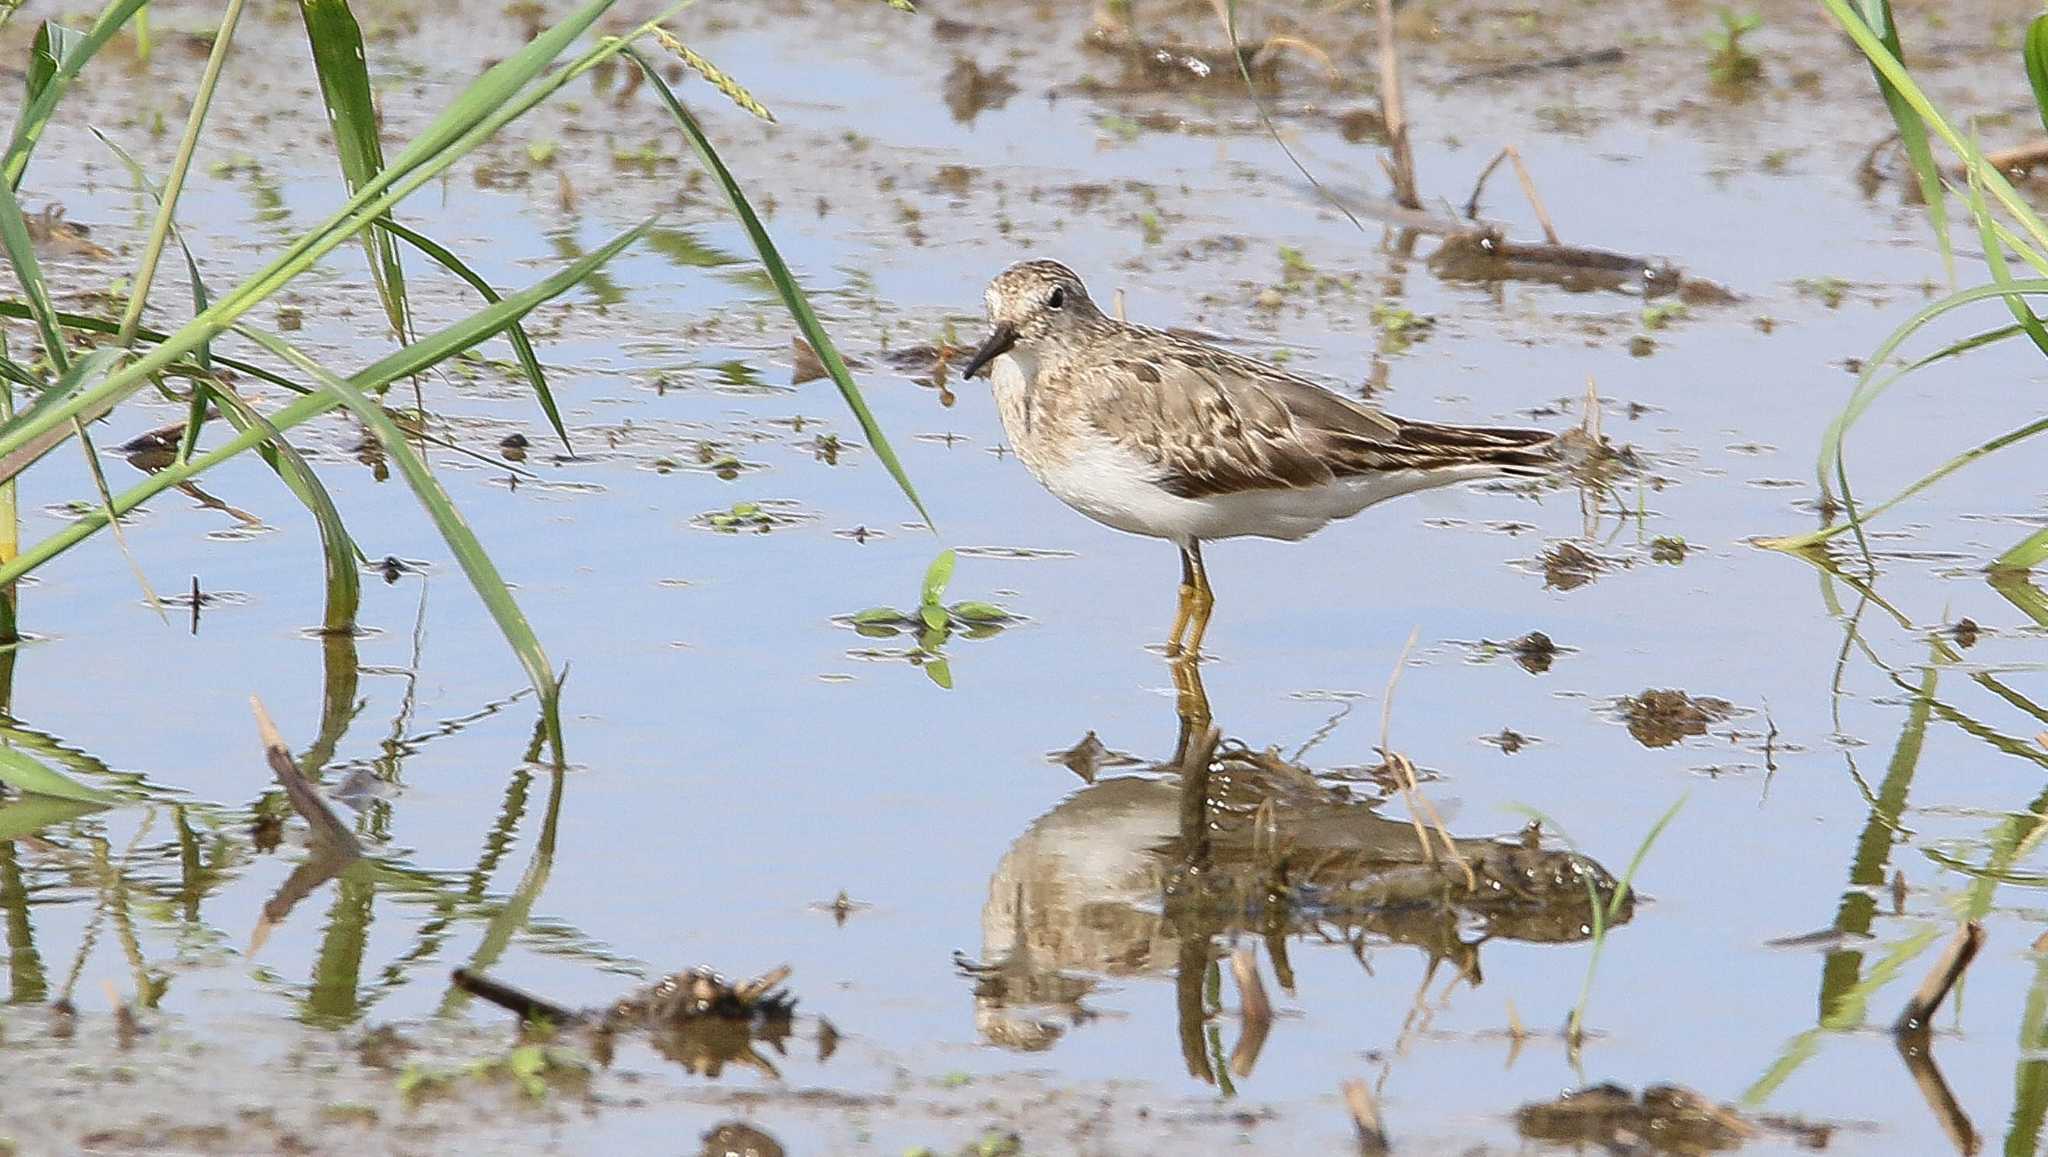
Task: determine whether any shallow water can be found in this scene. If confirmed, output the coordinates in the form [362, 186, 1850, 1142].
[5, 0, 2048, 1152]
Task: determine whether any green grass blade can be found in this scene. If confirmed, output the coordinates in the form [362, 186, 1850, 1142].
[626, 45, 930, 527]
[5, 1, 151, 189]
[1996, 527, 2048, 574]
[0, 301, 293, 392]
[114, 0, 241, 349]
[379, 0, 616, 181]
[1765, 411, 2048, 551]
[0, 744, 114, 803]
[2026, 14, 2048, 137]
[208, 385, 361, 632]
[1965, 131, 2048, 356]
[1850, 0, 1952, 281]
[375, 218, 568, 452]
[299, 0, 409, 341]
[0, 0, 638, 482]
[25, 22, 74, 100]
[0, 346, 36, 388]
[1822, 0, 2048, 256]
[1818, 278, 2048, 487]
[1606, 792, 1686, 924]
[91, 129, 212, 354]
[0, 222, 646, 594]
[240, 327, 567, 762]
[92, 125, 215, 460]
[0, 169, 67, 369]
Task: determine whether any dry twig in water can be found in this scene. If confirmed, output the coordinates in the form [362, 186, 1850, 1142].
[1374, 0, 1419, 209]
[1342, 1078, 1390, 1152]
[1229, 945, 1272, 1077]
[251, 695, 363, 859]
[1463, 145, 1560, 245]
[1895, 923, 1984, 1035]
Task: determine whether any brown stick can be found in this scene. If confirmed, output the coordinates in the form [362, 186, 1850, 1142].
[251, 696, 363, 860]
[1894, 923, 1985, 1035]
[1229, 946, 1272, 1077]
[1463, 146, 1560, 245]
[1971, 139, 2048, 176]
[1374, 0, 1419, 209]
[1342, 1078, 1390, 1152]
[451, 967, 579, 1025]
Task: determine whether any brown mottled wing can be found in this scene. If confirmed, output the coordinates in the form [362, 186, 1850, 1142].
[1082, 347, 1338, 499]
[1086, 337, 1555, 496]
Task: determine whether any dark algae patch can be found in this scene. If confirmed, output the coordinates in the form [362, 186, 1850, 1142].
[1622, 690, 1736, 750]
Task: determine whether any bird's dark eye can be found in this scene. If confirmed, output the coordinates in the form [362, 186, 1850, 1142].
[1046, 286, 1065, 309]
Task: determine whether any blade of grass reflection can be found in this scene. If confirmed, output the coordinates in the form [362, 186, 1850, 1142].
[2005, 955, 2048, 1157]
[174, 804, 205, 924]
[1743, 926, 1942, 1107]
[305, 863, 375, 1028]
[1821, 661, 1935, 1023]
[1993, 570, 2048, 632]
[300, 633, 365, 775]
[0, 837, 46, 1002]
[439, 767, 564, 1016]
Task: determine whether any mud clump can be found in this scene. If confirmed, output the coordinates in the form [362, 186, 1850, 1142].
[1510, 631, 1558, 674]
[943, 57, 1017, 123]
[1516, 1083, 1832, 1153]
[702, 1121, 785, 1157]
[1517, 1083, 1750, 1151]
[455, 964, 807, 1078]
[1622, 689, 1734, 749]
[1542, 542, 1605, 590]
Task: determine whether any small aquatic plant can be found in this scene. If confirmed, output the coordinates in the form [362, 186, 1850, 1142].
[1705, 8, 1764, 90]
[849, 549, 1016, 687]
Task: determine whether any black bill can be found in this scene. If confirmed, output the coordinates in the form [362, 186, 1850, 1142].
[961, 322, 1017, 381]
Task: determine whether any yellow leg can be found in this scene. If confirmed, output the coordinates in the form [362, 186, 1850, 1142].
[1182, 542, 1215, 656]
[1167, 545, 1198, 654]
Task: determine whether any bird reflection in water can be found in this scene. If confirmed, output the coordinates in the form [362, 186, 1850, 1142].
[961, 654, 1634, 1083]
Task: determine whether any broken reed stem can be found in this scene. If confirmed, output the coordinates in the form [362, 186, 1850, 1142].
[1963, 138, 2048, 178]
[450, 967, 578, 1025]
[1231, 946, 1271, 1023]
[1342, 1078, 1390, 1153]
[250, 695, 364, 860]
[1462, 145, 1561, 244]
[1506, 147, 1560, 245]
[1374, 0, 1419, 209]
[1229, 945, 1273, 1078]
[1894, 922, 1985, 1036]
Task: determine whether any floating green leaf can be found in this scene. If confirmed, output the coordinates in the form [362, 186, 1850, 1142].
[921, 548, 956, 608]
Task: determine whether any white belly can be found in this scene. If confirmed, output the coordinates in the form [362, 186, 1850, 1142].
[989, 352, 1502, 546]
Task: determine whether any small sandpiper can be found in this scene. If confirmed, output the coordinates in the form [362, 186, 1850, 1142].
[962, 259, 1558, 655]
